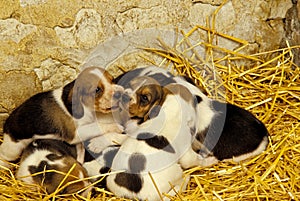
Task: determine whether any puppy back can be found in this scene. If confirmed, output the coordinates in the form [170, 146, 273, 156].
[4, 90, 75, 142]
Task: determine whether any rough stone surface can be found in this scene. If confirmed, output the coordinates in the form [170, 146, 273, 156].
[0, 0, 298, 125]
[55, 9, 103, 49]
[0, 71, 42, 128]
[281, 0, 300, 66]
[0, 19, 37, 43]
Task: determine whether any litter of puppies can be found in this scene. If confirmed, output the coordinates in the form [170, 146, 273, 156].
[0, 25, 299, 200]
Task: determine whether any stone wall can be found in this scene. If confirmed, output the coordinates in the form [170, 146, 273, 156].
[0, 0, 298, 129]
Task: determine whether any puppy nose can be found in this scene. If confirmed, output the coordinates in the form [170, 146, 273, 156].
[113, 91, 122, 100]
[122, 93, 131, 103]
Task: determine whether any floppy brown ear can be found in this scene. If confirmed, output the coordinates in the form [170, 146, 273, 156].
[69, 85, 84, 119]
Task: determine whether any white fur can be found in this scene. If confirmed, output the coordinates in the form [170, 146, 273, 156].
[0, 135, 32, 168]
[173, 76, 215, 132]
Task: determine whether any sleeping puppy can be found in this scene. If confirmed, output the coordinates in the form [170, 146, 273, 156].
[192, 100, 269, 166]
[84, 78, 201, 201]
[16, 139, 92, 197]
[0, 67, 123, 168]
[114, 66, 269, 166]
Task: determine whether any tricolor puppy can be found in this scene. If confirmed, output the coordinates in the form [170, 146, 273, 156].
[114, 66, 269, 166]
[0, 67, 123, 168]
[84, 77, 204, 201]
[16, 139, 92, 197]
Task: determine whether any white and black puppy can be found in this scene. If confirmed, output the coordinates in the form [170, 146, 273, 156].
[0, 67, 123, 168]
[16, 139, 92, 197]
[84, 77, 201, 200]
[114, 66, 269, 166]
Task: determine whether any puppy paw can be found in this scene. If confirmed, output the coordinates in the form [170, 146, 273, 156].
[86, 136, 112, 154]
[86, 133, 126, 154]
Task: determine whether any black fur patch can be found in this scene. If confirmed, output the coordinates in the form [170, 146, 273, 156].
[148, 105, 161, 119]
[115, 68, 144, 88]
[128, 153, 146, 173]
[182, 75, 196, 86]
[29, 160, 55, 183]
[148, 73, 175, 86]
[137, 132, 175, 153]
[136, 132, 155, 139]
[3, 92, 57, 140]
[99, 167, 110, 174]
[62, 80, 75, 116]
[103, 146, 119, 168]
[196, 95, 202, 104]
[114, 172, 143, 193]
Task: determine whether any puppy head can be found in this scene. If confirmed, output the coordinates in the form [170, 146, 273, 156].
[119, 76, 166, 124]
[20, 140, 92, 197]
[27, 152, 91, 197]
[70, 67, 123, 118]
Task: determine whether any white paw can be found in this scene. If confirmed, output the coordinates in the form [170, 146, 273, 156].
[87, 136, 111, 153]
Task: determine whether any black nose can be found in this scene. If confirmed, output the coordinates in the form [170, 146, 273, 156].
[122, 93, 131, 103]
[113, 91, 122, 100]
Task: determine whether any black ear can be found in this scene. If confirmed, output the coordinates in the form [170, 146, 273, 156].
[71, 85, 84, 119]
[62, 81, 84, 119]
[148, 105, 161, 119]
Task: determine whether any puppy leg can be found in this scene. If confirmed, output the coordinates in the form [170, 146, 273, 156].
[0, 134, 32, 168]
[179, 147, 218, 169]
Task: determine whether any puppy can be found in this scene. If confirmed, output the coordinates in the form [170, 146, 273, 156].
[192, 100, 269, 166]
[114, 66, 269, 166]
[84, 77, 206, 201]
[0, 67, 123, 168]
[16, 139, 92, 197]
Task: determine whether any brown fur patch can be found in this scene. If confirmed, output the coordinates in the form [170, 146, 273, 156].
[127, 77, 167, 123]
[30, 156, 88, 195]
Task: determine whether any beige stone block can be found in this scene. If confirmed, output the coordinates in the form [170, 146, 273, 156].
[55, 9, 103, 49]
[0, 69, 43, 129]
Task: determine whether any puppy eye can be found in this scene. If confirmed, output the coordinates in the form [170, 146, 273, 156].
[140, 95, 149, 104]
[95, 87, 103, 94]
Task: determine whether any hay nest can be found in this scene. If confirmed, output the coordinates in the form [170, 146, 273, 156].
[1, 24, 299, 200]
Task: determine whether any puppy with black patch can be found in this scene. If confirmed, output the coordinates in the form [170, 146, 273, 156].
[84, 77, 203, 201]
[0, 67, 123, 168]
[114, 66, 269, 167]
[16, 139, 92, 197]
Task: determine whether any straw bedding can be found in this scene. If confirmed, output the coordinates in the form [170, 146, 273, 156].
[0, 25, 299, 201]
